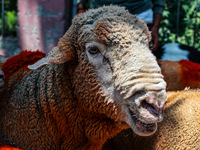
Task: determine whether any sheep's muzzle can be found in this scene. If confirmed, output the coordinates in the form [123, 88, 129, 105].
[125, 90, 166, 136]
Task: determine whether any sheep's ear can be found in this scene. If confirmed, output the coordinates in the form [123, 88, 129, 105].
[28, 46, 75, 70]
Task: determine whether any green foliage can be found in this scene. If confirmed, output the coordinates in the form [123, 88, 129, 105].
[4, 11, 17, 36]
[0, 0, 17, 12]
[159, 0, 200, 49]
[0, 0, 17, 36]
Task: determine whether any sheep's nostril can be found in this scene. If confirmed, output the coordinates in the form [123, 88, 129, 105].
[141, 100, 163, 116]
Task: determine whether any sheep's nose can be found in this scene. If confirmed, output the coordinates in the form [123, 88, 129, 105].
[141, 100, 164, 116]
[140, 90, 166, 117]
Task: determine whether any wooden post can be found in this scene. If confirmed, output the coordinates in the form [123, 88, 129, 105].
[18, 0, 66, 53]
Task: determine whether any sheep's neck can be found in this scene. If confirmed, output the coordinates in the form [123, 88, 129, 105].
[59, 107, 126, 150]
[59, 65, 128, 149]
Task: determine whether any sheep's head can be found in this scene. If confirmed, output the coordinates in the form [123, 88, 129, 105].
[28, 6, 167, 136]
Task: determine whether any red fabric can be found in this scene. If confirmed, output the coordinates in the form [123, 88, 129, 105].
[2, 50, 46, 83]
[179, 59, 200, 87]
[0, 146, 22, 150]
[180, 59, 200, 71]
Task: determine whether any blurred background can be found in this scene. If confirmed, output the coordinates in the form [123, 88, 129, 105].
[160, 0, 200, 49]
[0, 0, 199, 57]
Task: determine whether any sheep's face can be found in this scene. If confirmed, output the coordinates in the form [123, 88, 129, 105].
[74, 11, 167, 136]
[82, 39, 166, 136]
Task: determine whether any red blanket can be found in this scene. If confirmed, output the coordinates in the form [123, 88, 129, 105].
[2, 50, 46, 83]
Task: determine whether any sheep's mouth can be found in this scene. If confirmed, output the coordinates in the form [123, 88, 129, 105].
[129, 109, 157, 136]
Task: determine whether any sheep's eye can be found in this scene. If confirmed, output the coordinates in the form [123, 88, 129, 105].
[88, 46, 100, 54]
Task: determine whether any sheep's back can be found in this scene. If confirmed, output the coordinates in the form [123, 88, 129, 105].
[2, 50, 46, 84]
[0, 63, 74, 149]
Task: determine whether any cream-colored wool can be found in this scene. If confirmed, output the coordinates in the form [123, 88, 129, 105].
[103, 89, 200, 150]
[1, 6, 166, 150]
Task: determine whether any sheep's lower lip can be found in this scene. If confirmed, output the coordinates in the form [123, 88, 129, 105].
[134, 117, 156, 133]
[129, 110, 157, 134]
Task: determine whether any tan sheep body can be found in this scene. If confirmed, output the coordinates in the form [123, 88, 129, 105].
[103, 90, 200, 150]
[0, 6, 166, 149]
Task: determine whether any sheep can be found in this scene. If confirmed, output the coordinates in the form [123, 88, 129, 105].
[153, 42, 200, 64]
[158, 59, 200, 91]
[0, 6, 167, 150]
[103, 89, 200, 150]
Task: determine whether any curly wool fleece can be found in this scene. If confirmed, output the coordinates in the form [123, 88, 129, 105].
[0, 6, 166, 150]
